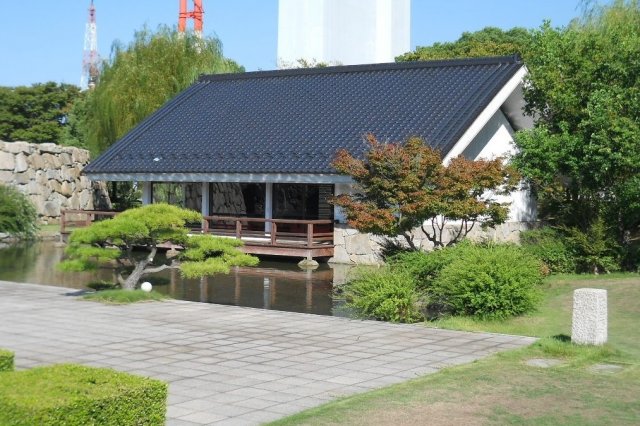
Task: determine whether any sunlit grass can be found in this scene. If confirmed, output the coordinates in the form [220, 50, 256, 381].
[268, 274, 640, 426]
[82, 289, 169, 304]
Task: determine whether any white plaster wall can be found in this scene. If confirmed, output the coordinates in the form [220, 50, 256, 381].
[461, 109, 537, 222]
[278, 0, 410, 67]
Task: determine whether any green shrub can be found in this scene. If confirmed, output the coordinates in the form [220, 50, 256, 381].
[389, 241, 477, 290]
[0, 184, 38, 239]
[0, 349, 14, 372]
[340, 268, 426, 323]
[0, 364, 167, 425]
[520, 227, 577, 273]
[563, 219, 621, 274]
[431, 244, 544, 319]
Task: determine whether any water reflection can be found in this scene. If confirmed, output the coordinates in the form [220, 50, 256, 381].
[0, 241, 352, 317]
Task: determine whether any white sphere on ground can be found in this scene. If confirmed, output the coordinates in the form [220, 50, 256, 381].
[140, 282, 153, 292]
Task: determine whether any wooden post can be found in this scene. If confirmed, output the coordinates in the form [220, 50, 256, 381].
[60, 210, 66, 234]
[202, 217, 209, 234]
[235, 220, 242, 239]
[271, 222, 277, 246]
[307, 223, 314, 248]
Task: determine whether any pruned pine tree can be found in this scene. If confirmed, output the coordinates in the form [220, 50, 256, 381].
[59, 204, 258, 290]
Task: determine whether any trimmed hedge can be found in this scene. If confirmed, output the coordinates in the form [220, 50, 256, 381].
[0, 349, 14, 372]
[0, 364, 167, 425]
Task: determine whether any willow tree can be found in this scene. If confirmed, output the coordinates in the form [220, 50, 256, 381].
[59, 204, 258, 290]
[84, 26, 243, 155]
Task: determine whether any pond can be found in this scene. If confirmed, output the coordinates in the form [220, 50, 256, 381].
[0, 241, 355, 317]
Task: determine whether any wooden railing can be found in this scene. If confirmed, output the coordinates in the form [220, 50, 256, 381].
[202, 216, 334, 248]
[60, 210, 334, 249]
[60, 209, 118, 234]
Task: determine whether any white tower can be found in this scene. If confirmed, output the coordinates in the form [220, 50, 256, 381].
[278, 0, 411, 68]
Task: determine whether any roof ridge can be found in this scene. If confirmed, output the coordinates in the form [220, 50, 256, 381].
[197, 55, 522, 83]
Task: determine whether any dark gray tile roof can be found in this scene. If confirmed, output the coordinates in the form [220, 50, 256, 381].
[85, 55, 524, 175]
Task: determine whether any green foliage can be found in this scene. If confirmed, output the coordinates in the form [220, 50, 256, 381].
[361, 242, 544, 322]
[84, 26, 243, 155]
[108, 182, 141, 212]
[389, 243, 475, 290]
[340, 269, 426, 323]
[0, 184, 38, 239]
[180, 235, 258, 278]
[0, 82, 81, 144]
[397, 27, 532, 62]
[563, 219, 621, 274]
[430, 244, 544, 319]
[61, 203, 201, 270]
[59, 93, 89, 149]
[513, 1, 640, 244]
[0, 364, 166, 425]
[60, 204, 258, 289]
[83, 290, 168, 304]
[0, 349, 14, 372]
[520, 227, 577, 274]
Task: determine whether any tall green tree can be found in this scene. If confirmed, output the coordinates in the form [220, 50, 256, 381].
[512, 0, 640, 242]
[0, 82, 81, 144]
[396, 27, 532, 62]
[84, 26, 244, 156]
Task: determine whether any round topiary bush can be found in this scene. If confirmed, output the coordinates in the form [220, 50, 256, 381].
[430, 244, 544, 319]
[0, 184, 38, 239]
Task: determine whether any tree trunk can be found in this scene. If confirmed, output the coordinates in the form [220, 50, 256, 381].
[122, 259, 149, 290]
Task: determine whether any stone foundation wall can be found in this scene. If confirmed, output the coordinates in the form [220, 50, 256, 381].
[330, 221, 535, 265]
[0, 141, 111, 223]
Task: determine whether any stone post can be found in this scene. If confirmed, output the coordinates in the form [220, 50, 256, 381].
[571, 288, 607, 345]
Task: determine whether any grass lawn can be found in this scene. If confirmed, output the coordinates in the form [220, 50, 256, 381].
[269, 274, 640, 426]
[83, 289, 169, 304]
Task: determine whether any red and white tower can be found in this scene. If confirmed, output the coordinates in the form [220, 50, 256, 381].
[179, 0, 204, 35]
[81, 0, 99, 90]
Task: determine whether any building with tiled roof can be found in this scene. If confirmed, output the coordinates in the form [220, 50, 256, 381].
[84, 55, 535, 264]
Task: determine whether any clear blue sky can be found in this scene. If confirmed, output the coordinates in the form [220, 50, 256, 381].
[0, 0, 588, 87]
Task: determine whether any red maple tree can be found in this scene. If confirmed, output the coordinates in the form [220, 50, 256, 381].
[331, 134, 519, 249]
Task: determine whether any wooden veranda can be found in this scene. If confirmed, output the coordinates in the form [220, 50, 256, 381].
[60, 210, 334, 260]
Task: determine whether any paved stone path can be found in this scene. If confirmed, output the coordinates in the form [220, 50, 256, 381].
[0, 281, 535, 425]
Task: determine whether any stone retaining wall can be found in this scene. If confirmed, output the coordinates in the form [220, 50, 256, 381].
[330, 221, 534, 265]
[0, 141, 111, 223]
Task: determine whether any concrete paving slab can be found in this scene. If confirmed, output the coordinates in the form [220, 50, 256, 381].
[0, 280, 536, 425]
